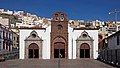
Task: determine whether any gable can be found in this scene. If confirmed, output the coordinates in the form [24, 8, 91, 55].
[24, 30, 42, 41]
[76, 31, 94, 41]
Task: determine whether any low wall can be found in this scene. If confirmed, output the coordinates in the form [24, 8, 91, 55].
[98, 49, 120, 66]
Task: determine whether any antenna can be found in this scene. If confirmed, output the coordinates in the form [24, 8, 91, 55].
[109, 9, 120, 24]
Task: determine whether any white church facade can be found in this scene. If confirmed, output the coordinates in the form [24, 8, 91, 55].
[19, 12, 98, 59]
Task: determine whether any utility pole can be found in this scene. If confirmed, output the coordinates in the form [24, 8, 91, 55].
[109, 9, 120, 24]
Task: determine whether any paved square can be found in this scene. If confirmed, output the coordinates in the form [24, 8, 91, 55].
[0, 59, 115, 68]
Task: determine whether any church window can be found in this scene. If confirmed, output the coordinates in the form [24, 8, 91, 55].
[60, 14, 64, 18]
[55, 14, 58, 17]
[32, 34, 36, 38]
[83, 34, 87, 37]
[57, 24, 63, 30]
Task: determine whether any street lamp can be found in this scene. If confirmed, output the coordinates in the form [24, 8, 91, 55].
[109, 9, 120, 24]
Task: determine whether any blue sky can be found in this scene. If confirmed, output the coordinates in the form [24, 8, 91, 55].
[0, 0, 120, 21]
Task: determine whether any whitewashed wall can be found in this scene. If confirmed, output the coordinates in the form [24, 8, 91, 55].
[19, 26, 51, 59]
[20, 25, 98, 59]
[68, 27, 98, 59]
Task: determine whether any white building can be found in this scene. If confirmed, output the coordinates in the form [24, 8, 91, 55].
[68, 27, 98, 59]
[0, 17, 9, 27]
[0, 24, 14, 51]
[19, 12, 99, 59]
[0, 9, 13, 15]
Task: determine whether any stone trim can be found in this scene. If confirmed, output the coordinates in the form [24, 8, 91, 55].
[76, 31, 94, 59]
[24, 30, 43, 59]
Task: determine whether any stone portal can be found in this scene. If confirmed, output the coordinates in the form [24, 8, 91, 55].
[24, 30, 43, 59]
[76, 31, 94, 59]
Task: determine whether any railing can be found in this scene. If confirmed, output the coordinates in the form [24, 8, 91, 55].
[98, 49, 120, 66]
[0, 50, 19, 60]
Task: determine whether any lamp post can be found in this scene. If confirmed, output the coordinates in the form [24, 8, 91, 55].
[109, 9, 120, 24]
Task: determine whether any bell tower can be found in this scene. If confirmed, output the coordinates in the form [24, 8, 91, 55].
[51, 12, 68, 59]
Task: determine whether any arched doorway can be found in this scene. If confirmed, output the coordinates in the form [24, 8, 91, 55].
[28, 43, 39, 58]
[80, 43, 90, 58]
[54, 42, 65, 58]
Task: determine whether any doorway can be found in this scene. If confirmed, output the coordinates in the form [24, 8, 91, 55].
[54, 42, 65, 58]
[80, 43, 90, 58]
[28, 43, 39, 58]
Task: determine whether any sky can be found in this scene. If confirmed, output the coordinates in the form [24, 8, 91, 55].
[0, 0, 120, 21]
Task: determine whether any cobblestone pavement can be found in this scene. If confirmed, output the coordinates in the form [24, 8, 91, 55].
[0, 59, 116, 68]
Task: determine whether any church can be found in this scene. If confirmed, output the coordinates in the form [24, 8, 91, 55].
[19, 12, 98, 59]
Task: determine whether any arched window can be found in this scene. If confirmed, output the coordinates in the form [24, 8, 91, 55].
[32, 34, 36, 38]
[83, 34, 87, 37]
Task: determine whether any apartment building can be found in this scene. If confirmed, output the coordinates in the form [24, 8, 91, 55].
[0, 24, 18, 51]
